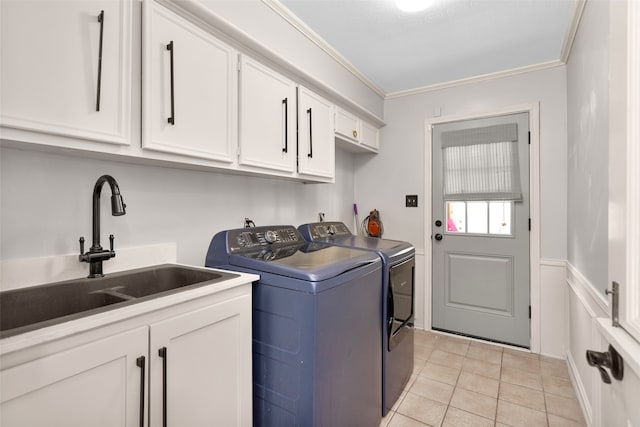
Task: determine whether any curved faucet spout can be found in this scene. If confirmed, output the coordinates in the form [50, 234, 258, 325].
[79, 175, 127, 278]
[92, 175, 127, 250]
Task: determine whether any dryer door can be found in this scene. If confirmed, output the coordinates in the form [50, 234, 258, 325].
[388, 256, 415, 350]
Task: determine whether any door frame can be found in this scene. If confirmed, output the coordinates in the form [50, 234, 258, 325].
[424, 102, 541, 353]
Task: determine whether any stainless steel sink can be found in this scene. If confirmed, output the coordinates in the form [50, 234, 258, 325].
[0, 264, 240, 339]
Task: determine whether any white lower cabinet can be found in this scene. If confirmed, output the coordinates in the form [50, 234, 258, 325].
[0, 327, 148, 427]
[149, 294, 252, 426]
[0, 288, 252, 427]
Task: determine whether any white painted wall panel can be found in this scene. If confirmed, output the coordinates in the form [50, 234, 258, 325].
[568, 284, 598, 424]
[0, 146, 355, 269]
[540, 261, 568, 358]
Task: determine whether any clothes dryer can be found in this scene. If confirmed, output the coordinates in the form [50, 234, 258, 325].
[206, 225, 382, 427]
[298, 221, 415, 415]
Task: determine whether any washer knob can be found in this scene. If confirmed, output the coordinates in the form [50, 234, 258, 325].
[264, 230, 278, 243]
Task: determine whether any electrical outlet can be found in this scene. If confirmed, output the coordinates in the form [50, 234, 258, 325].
[406, 195, 418, 207]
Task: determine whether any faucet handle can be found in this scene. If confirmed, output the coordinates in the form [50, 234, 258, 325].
[79, 236, 85, 255]
[109, 234, 114, 252]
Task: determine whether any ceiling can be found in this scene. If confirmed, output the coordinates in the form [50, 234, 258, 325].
[276, 0, 579, 96]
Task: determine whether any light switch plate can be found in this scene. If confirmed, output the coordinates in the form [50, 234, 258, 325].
[406, 195, 418, 207]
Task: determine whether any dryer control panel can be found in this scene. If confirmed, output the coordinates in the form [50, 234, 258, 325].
[227, 225, 302, 253]
[306, 222, 353, 240]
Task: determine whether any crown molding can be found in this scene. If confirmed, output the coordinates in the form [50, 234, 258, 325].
[264, 0, 585, 101]
[262, 0, 386, 98]
[385, 60, 565, 99]
[561, 0, 587, 63]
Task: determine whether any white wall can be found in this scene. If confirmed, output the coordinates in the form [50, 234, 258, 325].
[355, 66, 567, 258]
[0, 146, 355, 267]
[354, 67, 568, 355]
[566, 0, 609, 292]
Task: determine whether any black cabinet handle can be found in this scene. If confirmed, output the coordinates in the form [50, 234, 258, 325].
[166, 41, 175, 125]
[307, 108, 313, 158]
[282, 98, 288, 153]
[136, 356, 146, 427]
[159, 347, 168, 427]
[96, 10, 105, 112]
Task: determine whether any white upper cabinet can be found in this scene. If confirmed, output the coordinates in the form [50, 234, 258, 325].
[297, 86, 335, 180]
[360, 121, 380, 151]
[143, 1, 237, 163]
[334, 107, 361, 144]
[0, 1, 133, 145]
[334, 106, 380, 154]
[238, 56, 297, 174]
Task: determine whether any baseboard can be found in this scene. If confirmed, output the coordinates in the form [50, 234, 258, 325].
[567, 348, 594, 426]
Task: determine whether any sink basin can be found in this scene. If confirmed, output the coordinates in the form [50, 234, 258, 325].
[0, 264, 240, 339]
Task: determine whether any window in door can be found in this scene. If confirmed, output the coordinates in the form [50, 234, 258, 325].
[446, 201, 513, 236]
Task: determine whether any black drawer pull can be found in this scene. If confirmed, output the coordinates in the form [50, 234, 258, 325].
[96, 10, 105, 112]
[136, 356, 146, 427]
[159, 347, 168, 427]
[307, 108, 313, 158]
[166, 41, 175, 125]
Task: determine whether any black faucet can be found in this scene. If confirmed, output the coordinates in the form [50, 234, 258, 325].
[79, 175, 127, 278]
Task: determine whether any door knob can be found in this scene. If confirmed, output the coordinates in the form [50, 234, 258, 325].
[434, 233, 443, 241]
[586, 345, 624, 384]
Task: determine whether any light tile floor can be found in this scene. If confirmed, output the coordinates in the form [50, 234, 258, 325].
[380, 330, 586, 427]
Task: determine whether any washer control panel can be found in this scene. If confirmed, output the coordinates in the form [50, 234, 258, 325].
[308, 222, 353, 240]
[228, 226, 301, 253]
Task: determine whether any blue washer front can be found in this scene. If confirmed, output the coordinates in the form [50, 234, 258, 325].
[298, 222, 415, 416]
[206, 225, 382, 426]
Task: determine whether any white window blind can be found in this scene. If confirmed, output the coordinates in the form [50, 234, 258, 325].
[441, 123, 523, 201]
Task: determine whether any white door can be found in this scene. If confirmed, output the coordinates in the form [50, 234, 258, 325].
[297, 86, 335, 179]
[143, 0, 237, 163]
[0, 327, 148, 427]
[432, 113, 530, 347]
[149, 295, 252, 427]
[0, 1, 132, 145]
[238, 56, 297, 174]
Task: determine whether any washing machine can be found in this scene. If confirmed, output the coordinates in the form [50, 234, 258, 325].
[298, 221, 415, 415]
[205, 225, 382, 426]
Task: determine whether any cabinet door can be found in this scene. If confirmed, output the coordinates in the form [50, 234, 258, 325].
[334, 107, 360, 143]
[143, 1, 237, 163]
[239, 56, 297, 174]
[149, 294, 252, 427]
[361, 121, 380, 151]
[0, 1, 132, 145]
[0, 327, 148, 427]
[298, 86, 335, 179]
